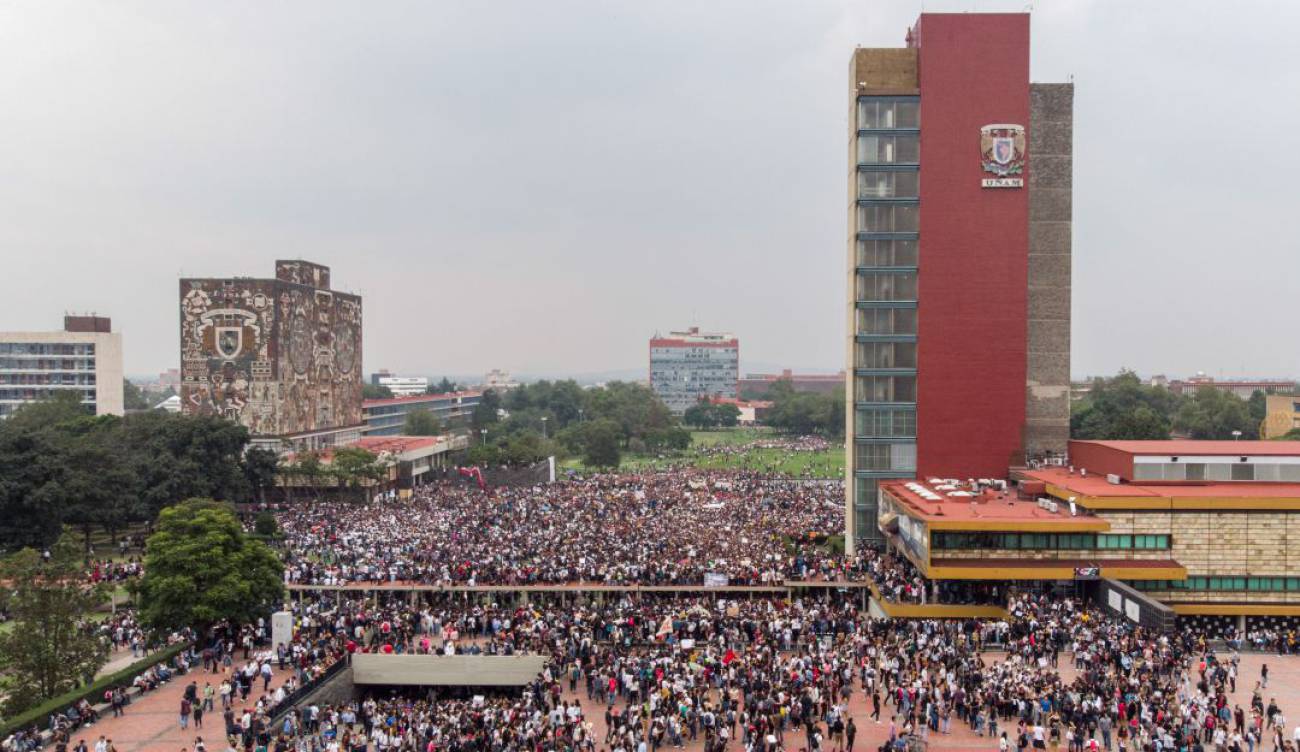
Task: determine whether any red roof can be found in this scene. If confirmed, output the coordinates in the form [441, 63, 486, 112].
[351, 436, 441, 453]
[1073, 439, 1300, 457]
[1021, 467, 1300, 500]
[363, 390, 482, 408]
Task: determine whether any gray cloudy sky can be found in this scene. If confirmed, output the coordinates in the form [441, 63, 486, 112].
[2, 1, 1297, 381]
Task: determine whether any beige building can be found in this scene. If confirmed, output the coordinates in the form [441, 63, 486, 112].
[0, 315, 124, 419]
[1262, 394, 1300, 439]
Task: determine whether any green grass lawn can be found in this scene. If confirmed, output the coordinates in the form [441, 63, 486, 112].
[561, 428, 845, 477]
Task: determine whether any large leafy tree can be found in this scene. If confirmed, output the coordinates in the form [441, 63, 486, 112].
[0, 426, 68, 550]
[581, 419, 623, 469]
[0, 537, 110, 714]
[136, 498, 283, 637]
[1070, 370, 1177, 440]
[1173, 386, 1258, 440]
[329, 447, 389, 503]
[404, 408, 443, 436]
[242, 446, 280, 505]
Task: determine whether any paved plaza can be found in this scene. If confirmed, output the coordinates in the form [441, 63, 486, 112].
[50, 648, 1300, 752]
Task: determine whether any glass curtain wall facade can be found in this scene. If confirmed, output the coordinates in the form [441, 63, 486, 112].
[851, 96, 920, 546]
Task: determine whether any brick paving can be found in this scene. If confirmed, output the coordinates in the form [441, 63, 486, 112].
[57, 649, 1300, 752]
[62, 663, 294, 752]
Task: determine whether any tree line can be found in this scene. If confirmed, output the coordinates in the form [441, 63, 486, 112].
[0, 393, 279, 552]
[464, 380, 690, 469]
[1071, 370, 1271, 440]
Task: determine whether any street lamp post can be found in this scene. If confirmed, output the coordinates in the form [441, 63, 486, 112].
[1232, 430, 1242, 441]
[480, 428, 488, 445]
[541, 416, 548, 440]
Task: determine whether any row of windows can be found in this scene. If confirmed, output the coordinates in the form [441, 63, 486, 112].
[855, 341, 917, 369]
[855, 442, 917, 472]
[858, 135, 919, 165]
[0, 374, 97, 386]
[856, 308, 917, 336]
[858, 169, 919, 199]
[857, 239, 917, 268]
[856, 407, 916, 438]
[1133, 462, 1300, 483]
[1129, 577, 1300, 593]
[0, 389, 95, 401]
[857, 99, 920, 130]
[858, 204, 918, 234]
[0, 358, 96, 371]
[856, 272, 917, 302]
[931, 532, 1172, 551]
[0, 344, 96, 356]
[856, 375, 916, 403]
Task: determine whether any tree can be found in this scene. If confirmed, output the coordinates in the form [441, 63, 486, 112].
[1277, 428, 1300, 441]
[123, 379, 152, 411]
[242, 446, 280, 505]
[329, 447, 389, 503]
[715, 403, 741, 428]
[404, 408, 443, 436]
[0, 425, 68, 551]
[472, 389, 502, 430]
[0, 537, 110, 714]
[58, 428, 140, 549]
[1172, 387, 1258, 440]
[581, 419, 623, 469]
[291, 451, 327, 503]
[683, 400, 719, 429]
[135, 498, 284, 637]
[362, 383, 394, 400]
[1070, 371, 1176, 440]
[427, 377, 459, 395]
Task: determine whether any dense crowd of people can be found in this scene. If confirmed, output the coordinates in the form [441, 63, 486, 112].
[275, 474, 846, 587]
[16, 453, 1300, 752]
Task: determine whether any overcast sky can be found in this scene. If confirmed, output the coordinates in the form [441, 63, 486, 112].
[2, 1, 1297, 381]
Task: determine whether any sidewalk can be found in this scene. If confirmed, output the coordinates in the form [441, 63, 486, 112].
[67, 663, 294, 752]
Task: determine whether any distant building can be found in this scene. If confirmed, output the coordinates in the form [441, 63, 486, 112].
[649, 327, 739, 414]
[158, 368, 180, 389]
[0, 315, 124, 420]
[483, 369, 520, 392]
[370, 369, 429, 397]
[706, 395, 773, 426]
[362, 391, 483, 437]
[180, 260, 363, 453]
[739, 369, 844, 399]
[154, 394, 182, 413]
[1262, 394, 1300, 439]
[1157, 373, 1295, 399]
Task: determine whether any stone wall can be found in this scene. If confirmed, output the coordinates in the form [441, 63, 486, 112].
[1024, 83, 1073, 459]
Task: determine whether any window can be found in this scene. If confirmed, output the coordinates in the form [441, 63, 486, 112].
[858, 169, 919, 198]
[855, 342, 917, 369]
[858, 99, 919, 129]
[857, 239, 917, 267]
[856, 273, 917, 302]
[857, 135, 920, 164]
[856, 408, 916, 438]
[857, 308, 917, 336]
[856, 442, 916, 472]
[1231, 463, 1255, 481]
[858, 204, 918, 233]
[1185, 463, 1206, 481]
[855, 376, 916, 403]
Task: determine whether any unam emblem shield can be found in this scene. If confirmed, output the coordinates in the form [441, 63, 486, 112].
[980, 124, 1025, 178]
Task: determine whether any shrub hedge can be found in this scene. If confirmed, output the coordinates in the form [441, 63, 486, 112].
[0, 642, 192, 738]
